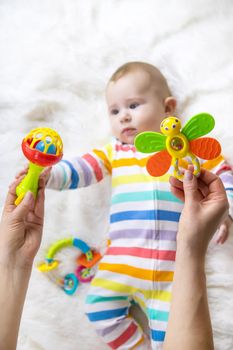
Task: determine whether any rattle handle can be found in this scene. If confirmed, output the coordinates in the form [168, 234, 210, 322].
[15, 162, 44, 205]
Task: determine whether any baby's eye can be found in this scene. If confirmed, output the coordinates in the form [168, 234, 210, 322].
[111, 109, 119, 115]
[129, 103, 139, 109]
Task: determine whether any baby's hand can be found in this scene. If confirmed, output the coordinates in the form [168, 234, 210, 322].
[15, 165, 52, 185]
[214, 215, 233, 244]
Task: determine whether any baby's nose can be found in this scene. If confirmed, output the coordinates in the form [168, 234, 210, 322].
[120, 111, 131, 122]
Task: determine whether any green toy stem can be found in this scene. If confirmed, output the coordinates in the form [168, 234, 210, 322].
[15, 162, 44, 205]
[46, 238, 74, 260]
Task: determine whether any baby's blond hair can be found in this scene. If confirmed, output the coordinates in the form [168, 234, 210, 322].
[108, 61, 171, 99]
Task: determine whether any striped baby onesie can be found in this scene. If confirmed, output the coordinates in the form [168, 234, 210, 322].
[47, 139, 233, 350]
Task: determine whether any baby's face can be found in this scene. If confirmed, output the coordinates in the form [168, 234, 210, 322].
[106, 70, 166, 145]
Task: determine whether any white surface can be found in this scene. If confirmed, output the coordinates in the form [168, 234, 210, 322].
[0, 1, 233, 349]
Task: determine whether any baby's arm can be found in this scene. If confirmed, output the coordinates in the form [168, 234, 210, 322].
[47, 144, 112, 191]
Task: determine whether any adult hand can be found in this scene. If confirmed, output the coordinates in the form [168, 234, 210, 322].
[169, 167, 229, 257]
[0, 176, 45, 270]
[164, 167, 222, 350]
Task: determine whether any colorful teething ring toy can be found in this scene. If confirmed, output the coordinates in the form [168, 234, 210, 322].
[75, 265, 94, 283]
[38, 238, 101, 295]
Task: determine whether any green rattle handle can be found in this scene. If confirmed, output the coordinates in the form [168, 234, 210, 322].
[15, 162, 44, 205]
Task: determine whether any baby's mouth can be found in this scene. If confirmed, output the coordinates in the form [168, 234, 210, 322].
[122, 128, 137, 136]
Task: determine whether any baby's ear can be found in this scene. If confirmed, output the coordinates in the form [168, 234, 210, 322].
[164, 97, 177, 114]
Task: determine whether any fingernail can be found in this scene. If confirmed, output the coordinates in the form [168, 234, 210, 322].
[184, 170, 193, 181]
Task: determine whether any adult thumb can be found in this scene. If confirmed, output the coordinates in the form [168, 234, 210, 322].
[183, 170, 199, 203]
[14, 191, 35, 220]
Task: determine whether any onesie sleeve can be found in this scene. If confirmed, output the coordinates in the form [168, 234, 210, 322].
[46, 142, 113, 191]
[201, 155, 233, 218]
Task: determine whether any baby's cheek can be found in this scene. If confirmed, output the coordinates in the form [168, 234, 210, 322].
[112, 124, 120, 136]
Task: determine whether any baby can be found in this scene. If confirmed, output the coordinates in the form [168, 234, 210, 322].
[46, 62, 233, 350]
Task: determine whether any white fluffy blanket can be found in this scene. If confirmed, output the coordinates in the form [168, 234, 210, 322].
[0, 1, 233, 349]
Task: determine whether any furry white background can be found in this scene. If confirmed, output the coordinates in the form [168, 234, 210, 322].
[0, 0, 233, 349]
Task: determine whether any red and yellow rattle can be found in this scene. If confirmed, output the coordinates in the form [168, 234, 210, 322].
[135, 113, 221, 180]
[15, 127, 63, 205]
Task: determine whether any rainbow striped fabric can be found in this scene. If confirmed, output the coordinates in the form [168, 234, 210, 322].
[47, 139, 233, 350]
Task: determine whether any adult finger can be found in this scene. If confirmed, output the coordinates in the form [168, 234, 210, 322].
[13, 191, 35, 221]
[170, 185, 185, 202]
[200, 170, 228, 206]
[2, 178, 24, 215]
[169, 174, 206, 202]
[34, 177, 45, 219]
[169, 173, 210, 198]
[41, 166, 52, 176]
[199, 168, 224, 189]
[182, 169, 201, 203]
[169, 176, 183, 191]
